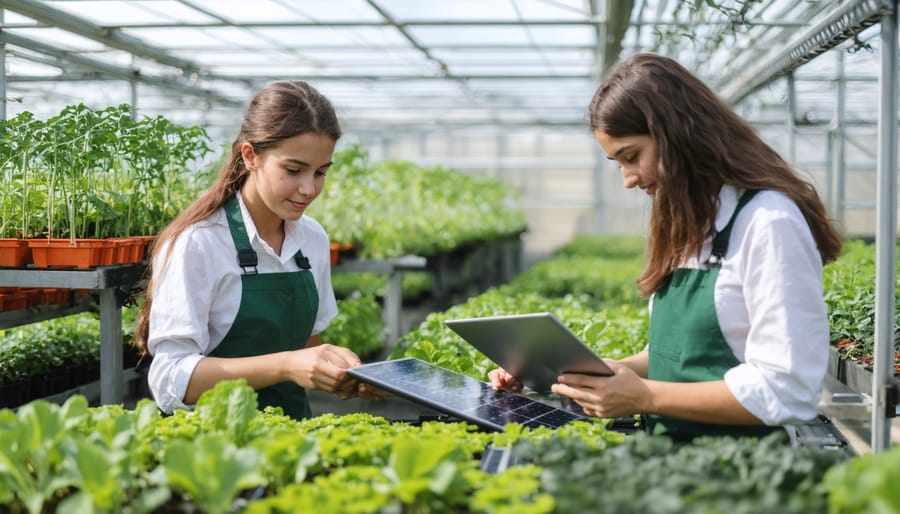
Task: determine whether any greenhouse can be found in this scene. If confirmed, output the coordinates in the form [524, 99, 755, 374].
[1, 0, 899, 512]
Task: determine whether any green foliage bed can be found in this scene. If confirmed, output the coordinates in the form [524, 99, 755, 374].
[0, 379, 853, 514]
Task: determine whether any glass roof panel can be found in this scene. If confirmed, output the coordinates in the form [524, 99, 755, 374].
[192, 0, 384, 22]
[378, 0, 584, 21]
[126, 27, 272, 48]
[5, 27, 108, 51]
[45, 1, 217, 24]
[0, 0, 890, 138]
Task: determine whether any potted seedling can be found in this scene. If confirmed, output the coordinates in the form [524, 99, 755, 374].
[0, 112, 48, 267]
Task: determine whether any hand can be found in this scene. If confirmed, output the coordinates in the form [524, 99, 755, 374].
[355, 382, 393, 401]
[550, 360, 652, 418]
[283, 344, 361, 394]
[488, 367, 523, 393]
[333, 373, 393, 401]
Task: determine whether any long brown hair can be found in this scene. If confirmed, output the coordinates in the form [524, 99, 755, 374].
[589, 53, 842, 297]
[133, 81, 341, 354]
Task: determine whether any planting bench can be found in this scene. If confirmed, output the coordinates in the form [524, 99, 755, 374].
[0, 263, 144, 405]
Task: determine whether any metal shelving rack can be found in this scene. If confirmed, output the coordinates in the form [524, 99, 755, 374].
[0, 263, 145, 405]
[332, 255, 427, 345]
[331, 236, 524, 344]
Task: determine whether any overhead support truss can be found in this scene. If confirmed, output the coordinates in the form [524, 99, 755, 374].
[0, 0, 245, 107]
[720, 0, 893, 104]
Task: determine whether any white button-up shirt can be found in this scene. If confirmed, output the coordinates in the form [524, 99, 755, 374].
[670, 185, 828, 425]
[147, 192, 338, 413]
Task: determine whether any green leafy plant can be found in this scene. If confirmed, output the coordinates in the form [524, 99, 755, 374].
[381, 437, 471, 511]
[323, 296, 384, 359]
[0, 396, 89, 513]
[332, 271, 432, 302]
[554, 234, 646, 260]
[514, 431, 841, 514]
[1, 104, 211, 240]
[824, 442, 900, 513]
[823, 239, 900, 370]
[507, 256, 645, 310]
[162, 434, 265, 514]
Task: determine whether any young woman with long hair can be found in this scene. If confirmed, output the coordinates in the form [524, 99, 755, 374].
[134, 81, 379, 418]
[491, 53, 843, 440]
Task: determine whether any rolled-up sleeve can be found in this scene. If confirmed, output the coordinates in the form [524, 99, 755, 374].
[723, 209, 827, 425]
[147, 345, 204, 413]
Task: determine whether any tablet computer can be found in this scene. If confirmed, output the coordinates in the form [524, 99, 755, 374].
[445, 312, 613, 392]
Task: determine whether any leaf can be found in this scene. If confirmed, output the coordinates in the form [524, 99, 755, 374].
[56, 491, 94, 514]
[66, 438, 122, 510]
[195, 379, 259, 445]
[295, 437, 320, 483]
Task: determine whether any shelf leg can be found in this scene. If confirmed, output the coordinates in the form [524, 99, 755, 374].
[98, 288, 123, 405]
[384, 271, 403, 344]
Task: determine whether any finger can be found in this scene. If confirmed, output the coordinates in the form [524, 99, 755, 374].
[358, 383, 392, 400]
[324, 346, 362, 369]
[336, 378, 358, 394]
[488, 369, 503, 389]
[552, 382, 587, 401]
[557, 373, 602, 388]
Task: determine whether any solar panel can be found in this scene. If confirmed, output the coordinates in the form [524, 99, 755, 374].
[347, 357, 591, 432]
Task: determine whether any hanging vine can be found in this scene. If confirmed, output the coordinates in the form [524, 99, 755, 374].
[651, 0, 765, 52]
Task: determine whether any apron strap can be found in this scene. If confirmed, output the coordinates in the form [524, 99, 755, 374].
[706, 189, 760, 267]
[225, 195, 312, 273]
[225, 196, 259, 275]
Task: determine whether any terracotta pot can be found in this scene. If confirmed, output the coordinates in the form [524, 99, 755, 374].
[329, 241, 356, 265]
[0, 292, 27, 312]
[329, 243, 340, 265]
[42, 288, 71, 305]
[132, 235, 157, 262]
[27, 238, 108, 269]
[0, 239, 33, 267]
[109, 237, 142, 264]
[19, 288, 44, 308]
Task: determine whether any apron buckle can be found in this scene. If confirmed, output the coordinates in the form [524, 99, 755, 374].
[237, 248, 259, 275]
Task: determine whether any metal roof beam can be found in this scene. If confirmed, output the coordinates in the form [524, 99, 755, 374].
[604, 0, 635, 76]
[0, 31, 243, 106]
[719, 0, 893, 104]
[365, 0, 451, 77]
[61, 20, 807, 29]
[2, 0, 201, 75]
[229, 73, 594, 81]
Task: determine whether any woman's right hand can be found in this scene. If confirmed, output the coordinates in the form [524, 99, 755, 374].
[488, 367, 524, 393]
[284, 344, 361, 394]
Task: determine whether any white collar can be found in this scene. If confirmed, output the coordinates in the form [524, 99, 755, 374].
[235, 191, 305, 258]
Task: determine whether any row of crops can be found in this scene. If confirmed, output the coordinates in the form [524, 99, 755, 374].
[2, 234, 898, 512]
[0, 105, 525, 257]
[0, 105, 212, 240]
[3, 234, 889, 406]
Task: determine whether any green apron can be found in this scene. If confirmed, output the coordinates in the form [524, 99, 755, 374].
[645, 190, 778, 440]
[209, 196, 319, 419]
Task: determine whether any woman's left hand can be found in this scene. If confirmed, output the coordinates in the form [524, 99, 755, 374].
[551, 360, 652, 418]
